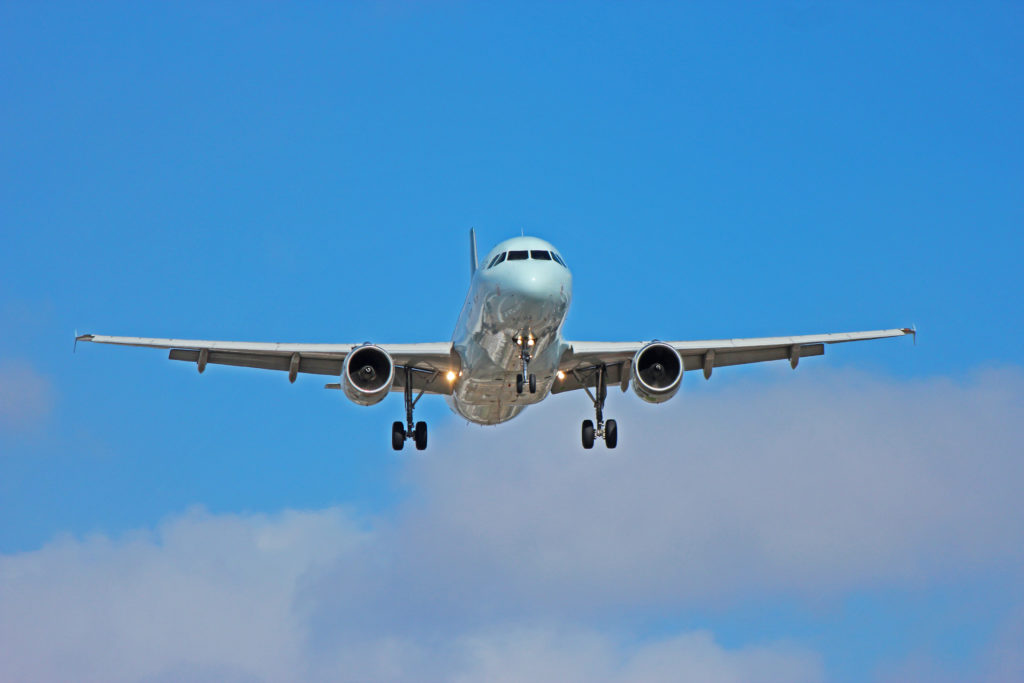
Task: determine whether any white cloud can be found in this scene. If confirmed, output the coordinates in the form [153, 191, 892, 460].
[1, 367, 1022, 681]
[0, 507, 366, 683]
[0, 360, 53, 433]
[449, 629, 821, 683]
[0, 507, 820, 683]
[344, 367, 1024, 622]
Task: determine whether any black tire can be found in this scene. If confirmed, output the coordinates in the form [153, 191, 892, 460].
[605, 419, 618, 449]
[516, 374, 524, 394]
[414, 421, 428, 450]
[529, 373, 537, 394]
[391, 421, 405, 451]
[582, 419, 595, 449]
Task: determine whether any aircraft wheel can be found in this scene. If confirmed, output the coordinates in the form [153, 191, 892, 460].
[391, 421, 405, 451]
[414, 421, 428, 450]
[516, 374, 524, 394]
[605, 419, 618, 449]
[529, 373, 537, 394]
[581, 420, 595, 449]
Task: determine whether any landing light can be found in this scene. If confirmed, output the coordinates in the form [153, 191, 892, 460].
[527, 338, 535, 346]
[557, 370, 565, 380]
[446, 371, 456, 382]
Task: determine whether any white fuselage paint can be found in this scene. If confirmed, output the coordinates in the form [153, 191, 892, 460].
[447, 236, 572, 425]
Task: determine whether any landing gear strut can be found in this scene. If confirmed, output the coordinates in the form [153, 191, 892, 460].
[392, 366, 427, 451]
[580, 364, 617, 449]
[515, 335, 537, 395]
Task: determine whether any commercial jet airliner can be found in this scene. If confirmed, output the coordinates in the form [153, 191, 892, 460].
[77, 231, 913, 450]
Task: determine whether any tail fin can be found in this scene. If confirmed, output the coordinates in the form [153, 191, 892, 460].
[469, 228, 478, 276]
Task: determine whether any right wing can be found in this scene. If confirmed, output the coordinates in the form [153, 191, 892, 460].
[554, 328, 914, 394]
[75, 334, 459, 394]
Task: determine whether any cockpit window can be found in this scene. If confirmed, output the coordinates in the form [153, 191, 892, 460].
[492, 249, 565, 265]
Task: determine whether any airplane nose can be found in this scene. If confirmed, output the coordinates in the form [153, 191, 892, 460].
[508, 265, 567, 303]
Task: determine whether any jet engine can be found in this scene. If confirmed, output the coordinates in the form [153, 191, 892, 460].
[342, 345, 395, 406]
[631, 342, 682, 403]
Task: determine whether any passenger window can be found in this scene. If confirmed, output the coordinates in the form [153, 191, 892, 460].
[489, 252, 506, 268]
[507, 250, 528, 260]
[530, 250, 552, 260]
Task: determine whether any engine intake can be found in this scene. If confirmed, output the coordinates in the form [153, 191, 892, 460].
[342, 345, 394, 406]
[631, 342, 682, 403]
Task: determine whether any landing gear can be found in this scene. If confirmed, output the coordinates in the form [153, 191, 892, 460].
[392, 421, 405, 451]
[582, 419, 595, 449]
[392, 367, 428, 451]
[604, 419, 618, 449]
[515, 372, 538, 395]
[579, 364, 618, 449]
[414, 421, 427, 450]
[515, 335, 537, 394]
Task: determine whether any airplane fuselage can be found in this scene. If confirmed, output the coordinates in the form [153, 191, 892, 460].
[448, 236, 572, 425]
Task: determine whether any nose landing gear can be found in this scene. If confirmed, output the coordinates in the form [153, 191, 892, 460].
[515, 335, 537, 395]
[392, 366, 428, 451]
[580, 364, 617, 449]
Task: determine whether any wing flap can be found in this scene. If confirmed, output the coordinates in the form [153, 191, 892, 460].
[701, 343, 824, 369]
[80, 334, 456, 391]
[168, 349, 343, 376]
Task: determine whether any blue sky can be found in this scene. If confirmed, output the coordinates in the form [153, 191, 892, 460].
[2, 2, 1022, 681]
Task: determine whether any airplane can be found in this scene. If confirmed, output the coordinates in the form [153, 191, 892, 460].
[76, 231, 914, 450]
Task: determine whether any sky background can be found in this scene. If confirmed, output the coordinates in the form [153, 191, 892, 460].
[1, 2, 1022, 681]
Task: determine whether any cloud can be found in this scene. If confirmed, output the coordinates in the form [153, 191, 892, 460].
[0, 507, 364, 682]
[448, 629, 821, 683]
[352, 367, 1024, 621]
[1, 367, 1022, 681]
[0, 507, 820, 683]
[0, 360, 53, 433]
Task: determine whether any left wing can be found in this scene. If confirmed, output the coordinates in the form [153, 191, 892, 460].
[554, 328, 914, 394]
[75, 334, 458, 394]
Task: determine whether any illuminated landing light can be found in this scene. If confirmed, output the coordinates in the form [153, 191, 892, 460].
[557, 370, 565, 380]
[527, 337, 535, 346]
[446, 371, 457, 382]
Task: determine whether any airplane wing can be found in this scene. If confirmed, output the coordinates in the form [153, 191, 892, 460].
[75, 334, 459, 395]
[554, 328, 914, 394]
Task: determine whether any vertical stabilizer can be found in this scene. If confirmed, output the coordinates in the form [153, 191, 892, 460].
[469, 228, 478, 276]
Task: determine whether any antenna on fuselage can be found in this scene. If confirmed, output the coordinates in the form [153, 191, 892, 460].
[469, 228, 478, 276]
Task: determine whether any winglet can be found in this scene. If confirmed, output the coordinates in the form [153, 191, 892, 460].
[469, 228, 478, 276]
[901, 325, 917, 346]
[74, 330, 93, 353]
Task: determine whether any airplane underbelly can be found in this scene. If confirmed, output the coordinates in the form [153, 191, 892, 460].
[448, 266, 571, 426]
[448, 356, 559, 425]
[447, 391, 525, 425]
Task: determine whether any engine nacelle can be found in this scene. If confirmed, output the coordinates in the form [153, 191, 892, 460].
[631, 342, 682, 403]
[342, 345, 395, 406]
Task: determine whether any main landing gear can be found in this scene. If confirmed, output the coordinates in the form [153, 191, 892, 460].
[392, 367, 427, 451]
[515, 335, 537, 395]
[580, 364, 617, 449]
